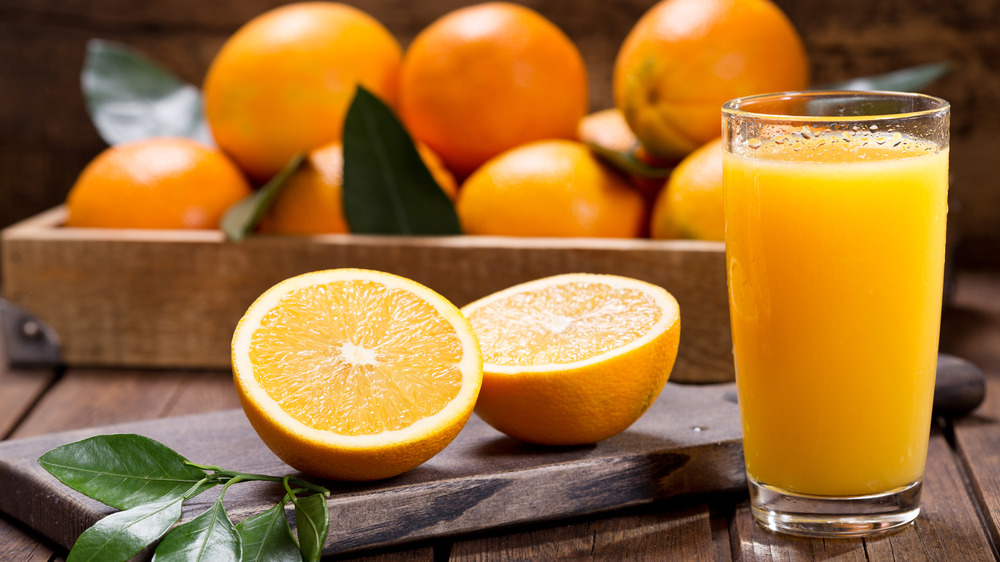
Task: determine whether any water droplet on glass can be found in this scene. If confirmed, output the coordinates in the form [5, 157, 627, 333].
[691, 426, 707, 432]
[841, 132, 852, 142]
[892, 132, 903, 147]
[775, 135, 788, 145]
[748, 138, 762, 149]
[876, 137, 886, 145]
[869, 124, 879, 132]
[800, 126, 812, 139]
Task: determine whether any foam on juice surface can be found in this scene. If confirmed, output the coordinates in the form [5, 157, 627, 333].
[734, 129, 944, 163]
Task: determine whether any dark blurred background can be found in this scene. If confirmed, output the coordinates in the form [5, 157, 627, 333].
[1, 0, 997, 265]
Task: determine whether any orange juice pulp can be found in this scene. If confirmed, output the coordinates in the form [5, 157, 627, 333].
[724, 135, 948, 496]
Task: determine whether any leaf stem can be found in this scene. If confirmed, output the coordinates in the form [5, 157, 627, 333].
[184, 461, 225, 472]
[221, 475, 245, 497]
[181, 476, 214, 501]
[183, 461, 330, 496]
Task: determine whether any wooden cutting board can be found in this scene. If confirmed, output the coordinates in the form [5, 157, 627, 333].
[0, 382, 744, 557]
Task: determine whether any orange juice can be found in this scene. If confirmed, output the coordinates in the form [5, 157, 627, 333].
[725, 135, 948, 496]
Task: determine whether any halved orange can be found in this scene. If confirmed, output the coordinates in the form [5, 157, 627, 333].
[232, 269, 482, 481]
[462, 273, 681, 445]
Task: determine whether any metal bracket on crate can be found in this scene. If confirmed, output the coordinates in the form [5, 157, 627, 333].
[1, 299, 62, 368]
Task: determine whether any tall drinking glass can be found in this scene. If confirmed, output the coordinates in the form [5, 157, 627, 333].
[722, 91, 950, 537]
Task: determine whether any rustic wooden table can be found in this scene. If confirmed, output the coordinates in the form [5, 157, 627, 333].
[1, 269, 999, 561]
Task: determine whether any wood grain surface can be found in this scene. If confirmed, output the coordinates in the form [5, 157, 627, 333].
[2, 270, 999, 561]
[450, 502, 717, 560]
[945, 270, 1000, 555]
[0, 381, 744, 558]
[1, 207, 732, 382]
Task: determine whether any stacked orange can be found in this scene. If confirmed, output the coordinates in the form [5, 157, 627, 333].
[65, 0, 809, 242]
[65, 137, 250, 230]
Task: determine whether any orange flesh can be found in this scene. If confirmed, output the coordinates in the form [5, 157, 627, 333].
[249, 280, 464, 436]
[467, 282, 662, 366]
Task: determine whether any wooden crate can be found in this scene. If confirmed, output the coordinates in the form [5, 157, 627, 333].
[1, 207, 733, 383]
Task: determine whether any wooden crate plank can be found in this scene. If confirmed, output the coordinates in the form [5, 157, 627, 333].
[450, 504, 714, 560]
[0, 520, 56, 561]
[0, 382, 745, 557]
[1, 207, 733, 382]
[9, 368, 232, 439]
[943, 269, 1000, 552]
[0, 313, 58, 437]
[710, 501, 735, 562]
[449, 522, 601, 560]
[158, 370, 241, 417]
[0, 366, 55, 439]
[591, 504, 715, 560]
[332, 547, 435, 562]
[951, 375, 1000, 550]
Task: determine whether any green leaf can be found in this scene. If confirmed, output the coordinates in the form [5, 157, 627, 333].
[585, 141, 673, 180]
[819, 62, 951, 93]
[67, 496, 183, 562]
[220, 153, 305, 242]
[342, 86, 462, 235]
[82, 39, 212, 146]
[152, 495, 240, 562]
[292, 493, 329, 562]
[236, 502, 300, 562]
[39, 434, 211, 510]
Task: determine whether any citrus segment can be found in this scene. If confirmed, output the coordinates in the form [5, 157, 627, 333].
[232, 269, 482, 481]
[462, 274, 681, 445]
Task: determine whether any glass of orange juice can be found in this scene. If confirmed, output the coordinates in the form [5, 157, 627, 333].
[722, 91, 950, 537]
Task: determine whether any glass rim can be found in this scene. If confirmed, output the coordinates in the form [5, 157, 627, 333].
[722, 90, 950, 122]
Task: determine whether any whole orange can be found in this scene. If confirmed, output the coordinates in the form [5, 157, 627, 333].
[577, 108, 671, 201]
[650, 138, 724, 241]
[457, 140, 645, 238]
[203, 2, 402, 181]
[259, 141, 458, 235]
[614, 0, 809, 160]
[577, 108, 640, 155]
[65, 137, 251, 229]
[399, 2, 588, 177]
